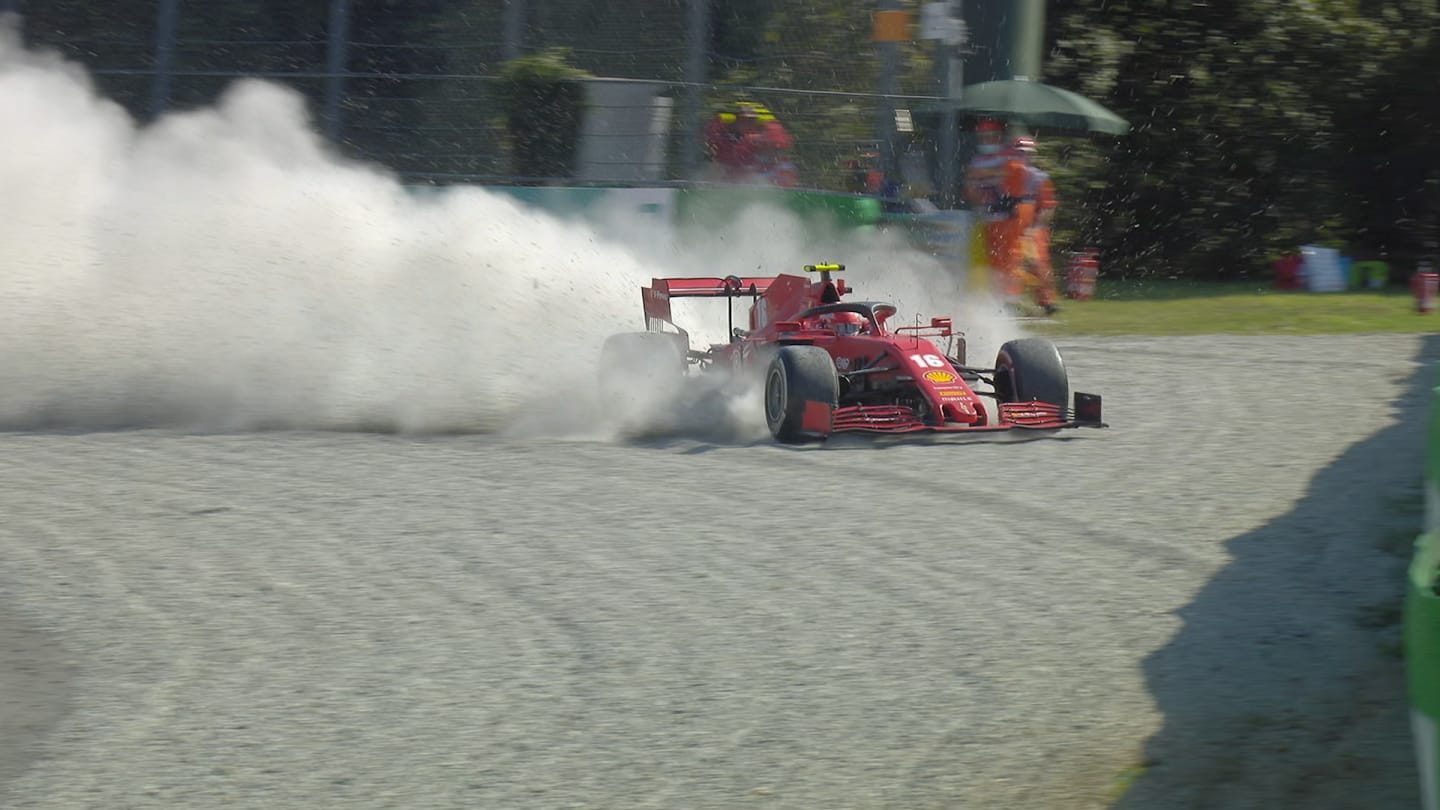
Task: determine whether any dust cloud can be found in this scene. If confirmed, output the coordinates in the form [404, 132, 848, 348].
[0, 22, 1017, 437]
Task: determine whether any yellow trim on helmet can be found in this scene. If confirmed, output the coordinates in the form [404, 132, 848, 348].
[726, 101, 778, 123]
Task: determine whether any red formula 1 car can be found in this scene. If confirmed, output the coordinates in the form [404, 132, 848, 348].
[600, 263, 1106, 443]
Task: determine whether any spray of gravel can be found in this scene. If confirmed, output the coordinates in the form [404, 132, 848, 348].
[0, 23, 1023, 439]
[564, 203, 1029, 443]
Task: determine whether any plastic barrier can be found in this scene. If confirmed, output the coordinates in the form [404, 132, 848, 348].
[1065, 250, 1099, 300]
[428, 184, 1002, 289]
[1300, 244, 1348, 292]
[470, 185, 677, 223]
[457, 185, 882, 242]
[671, 186, 882, 231]
[1411, 531, 1440, 810]
[1353, 260, 1391, 290]
[1409, 387, 1440, 810]
[1416, 271, 1440, 314]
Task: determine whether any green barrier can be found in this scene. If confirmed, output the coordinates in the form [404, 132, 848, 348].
[424, 184, 883, 236]
[484, 185, 616, 217]
[1409, 530, 1440, 810]
[1410, 387, 1440, 810]
[1352, 259, 1391, 290]
[425, 183, 978, 280]
[672, 187, 881, 232]
[1427, 387, 1440, 505]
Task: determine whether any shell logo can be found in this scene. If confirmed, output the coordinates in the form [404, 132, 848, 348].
[923, 370, 956, 384]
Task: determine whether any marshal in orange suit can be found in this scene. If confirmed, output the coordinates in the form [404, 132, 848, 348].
[962, 120, 1030, 299]
[1011, 135, 1059, 314]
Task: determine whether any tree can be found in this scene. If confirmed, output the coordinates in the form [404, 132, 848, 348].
[496, 47, 591, 180]
[1046, 0, 1440, 278]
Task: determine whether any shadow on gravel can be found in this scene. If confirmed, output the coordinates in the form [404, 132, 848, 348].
[627, 428, 1104, 453]
[1114, 334, 1440, 809]
[0, 603, 73, 800]
[828, 430, 1101, 449]
[626, 433, 1097, 454]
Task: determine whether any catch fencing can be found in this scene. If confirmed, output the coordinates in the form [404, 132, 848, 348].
[15, 0, 949, 192]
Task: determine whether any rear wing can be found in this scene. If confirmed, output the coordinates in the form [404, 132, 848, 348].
[642, 275, 774, 331]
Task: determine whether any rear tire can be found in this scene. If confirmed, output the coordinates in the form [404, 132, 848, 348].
[763, 346, 839, 443]
[994, 338, 1069, 408]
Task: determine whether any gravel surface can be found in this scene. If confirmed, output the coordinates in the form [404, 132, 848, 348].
[0, 334, 1430, 809]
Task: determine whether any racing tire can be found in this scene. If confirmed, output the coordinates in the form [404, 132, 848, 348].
[598, 332, 687, 421]
[763, 345, 839, 444]
[994, 338, 1069, 409]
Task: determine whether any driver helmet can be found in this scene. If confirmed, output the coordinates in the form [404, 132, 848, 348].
[821, 311, 868, 336]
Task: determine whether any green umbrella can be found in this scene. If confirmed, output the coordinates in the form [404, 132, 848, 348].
[944, 79, 1130, 135]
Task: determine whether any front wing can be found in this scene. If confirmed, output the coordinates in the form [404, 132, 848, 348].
[829, 393, 1107, 434]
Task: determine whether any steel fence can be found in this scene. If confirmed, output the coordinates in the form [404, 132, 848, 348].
[14, 0, 949, 193]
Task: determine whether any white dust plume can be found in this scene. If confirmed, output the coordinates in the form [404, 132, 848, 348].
[598, 202, 1028, 368]
[0, 27, 652, 433]
[0, 22, 1019, 437]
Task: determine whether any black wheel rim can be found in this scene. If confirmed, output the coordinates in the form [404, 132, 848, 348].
[765, 367, 786, 425]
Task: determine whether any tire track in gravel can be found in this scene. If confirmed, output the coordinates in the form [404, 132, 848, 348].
[0, 334, 1431, 809]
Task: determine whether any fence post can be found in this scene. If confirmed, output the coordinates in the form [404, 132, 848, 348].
[323, 0, 352, 142]
[874, 0, 901, 184]
[1408, 385, 1440, 810]
[931, 0, 966, 207]
[148, 0, 181, 118]
[502, 0, 526, 62]
[682, 0, 710, 181]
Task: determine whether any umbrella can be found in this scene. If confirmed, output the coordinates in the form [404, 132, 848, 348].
[943, 79, 1130, 135]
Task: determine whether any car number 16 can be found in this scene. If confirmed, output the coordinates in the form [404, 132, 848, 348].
[909, 353, 947, 368]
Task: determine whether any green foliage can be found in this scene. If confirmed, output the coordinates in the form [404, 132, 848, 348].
[18, 0, 1440, 274]
[495, 47, 591, 107]
[1045, 0, 1440, 279]
[496, 48, 592, 180]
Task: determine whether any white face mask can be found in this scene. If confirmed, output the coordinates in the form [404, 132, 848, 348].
[978, 143, 999, 154]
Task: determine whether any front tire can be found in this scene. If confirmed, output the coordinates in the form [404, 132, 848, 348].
[764, 346, 839, 443]
[994, 338, 1069, 408]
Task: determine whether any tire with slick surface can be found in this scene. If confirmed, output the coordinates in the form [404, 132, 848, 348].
[995, 338, 1069, 408]
[763, 345, 839, 443]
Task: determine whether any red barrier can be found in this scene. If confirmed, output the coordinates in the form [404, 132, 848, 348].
[1414, 271, 1438, 314]
[1065, 251, 1099, 300]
